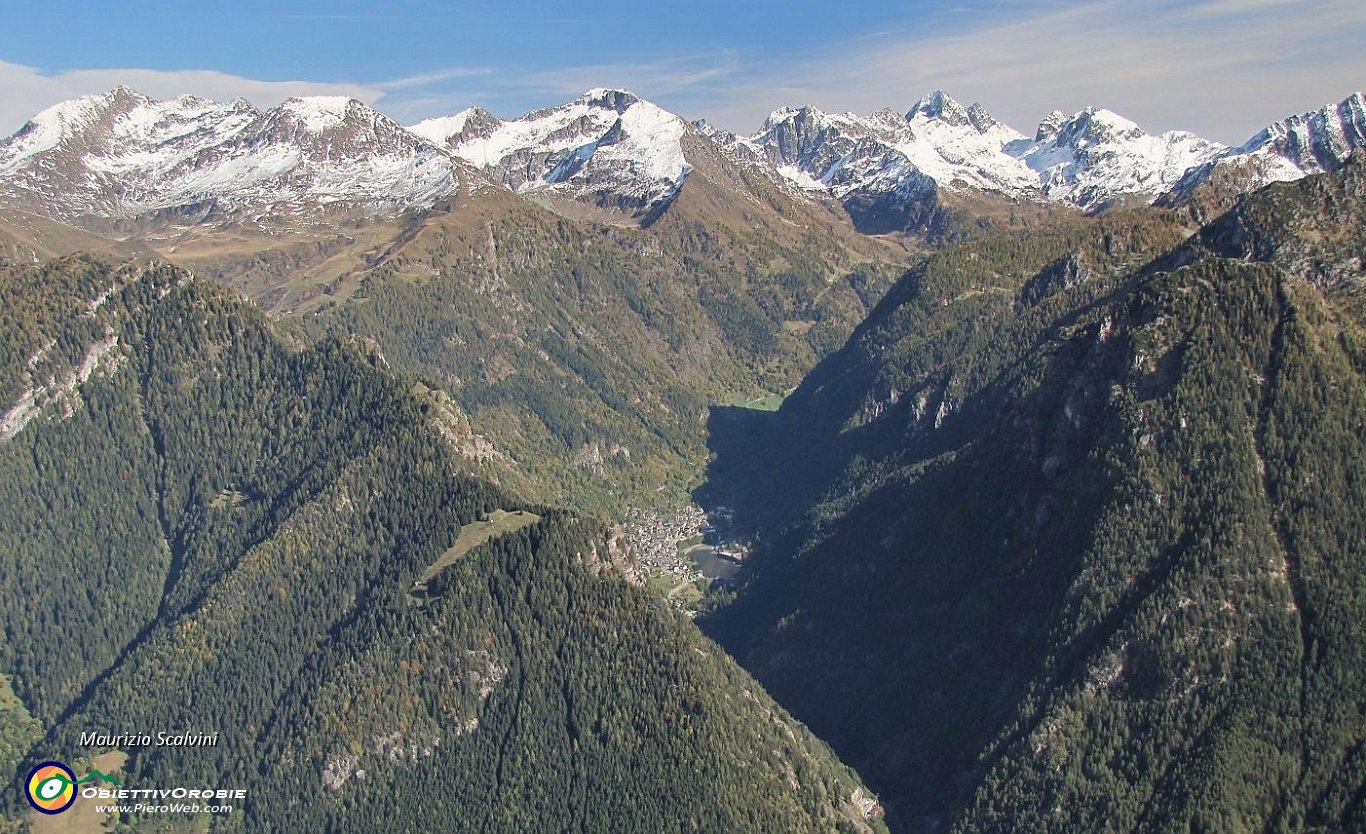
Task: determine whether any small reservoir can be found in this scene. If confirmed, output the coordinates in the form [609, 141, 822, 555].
[686, 545, 741, 581]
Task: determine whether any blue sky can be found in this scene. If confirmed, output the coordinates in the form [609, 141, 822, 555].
[2, 0, 1364, 143]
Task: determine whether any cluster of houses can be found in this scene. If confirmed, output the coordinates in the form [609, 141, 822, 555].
[619, 504, 748, 585]
[620, 504, 708, 578]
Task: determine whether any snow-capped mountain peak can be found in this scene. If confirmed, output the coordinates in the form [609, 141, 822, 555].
[1008, 106, 1224, 209]
[759, 105, 835, 134]
[739, 92, 1234, 223]
[965, 102, 1006, 135]
[1053, 108, 1147, 147]
[275, 95, 364, 132]
[0, 85, 707, 229]
[743, 91, 1363, 228]
[903, 91, 1015, 140]
[737, 94, 1035, 231]
[0, 87, 465, 224]
[1, 86, 165, 168]
[253, 96, 427, 155]
[410, 109, 476, 144]
[426, 89, 692, 218]
[1165, 92, 1366, 205]
[1033, 111, 1068, 143]
[577, 88, 641, 112]
[1233, 91, 1366, 175]
[409, 107, 504, 150]
[906, 89, 971, 127]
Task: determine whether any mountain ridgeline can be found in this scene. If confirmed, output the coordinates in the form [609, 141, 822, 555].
[702, 159, 1366, 831]
[0, 257, 884, 833]
[5, 86, 1362, 238]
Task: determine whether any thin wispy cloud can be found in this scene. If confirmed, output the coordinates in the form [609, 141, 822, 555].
[375, 67, 492, 92]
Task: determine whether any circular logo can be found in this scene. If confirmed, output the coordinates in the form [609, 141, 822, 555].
[26, 761, 77, 814]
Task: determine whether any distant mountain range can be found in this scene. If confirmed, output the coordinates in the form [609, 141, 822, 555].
[1, 86, 1362, 234]
[735, 92, 1220, 216]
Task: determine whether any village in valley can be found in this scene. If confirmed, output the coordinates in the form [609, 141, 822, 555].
[618, 504, 748, 611]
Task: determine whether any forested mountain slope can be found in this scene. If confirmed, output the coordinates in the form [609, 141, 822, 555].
[0, 256, 885, 833]
[703, 160, 1366, 832]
